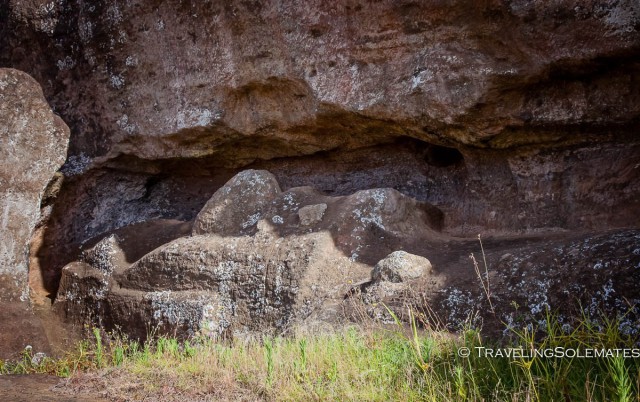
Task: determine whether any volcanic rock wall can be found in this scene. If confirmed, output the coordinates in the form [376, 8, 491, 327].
[0, 0, 639, 348]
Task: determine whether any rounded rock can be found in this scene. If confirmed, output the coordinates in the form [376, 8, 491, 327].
[372, 251, 432, 283]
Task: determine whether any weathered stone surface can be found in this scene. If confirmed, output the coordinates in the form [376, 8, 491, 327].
[0, 68, 69, 298]
[1, 1, 638, 160]
[8, 2, 636, 321]
[372, 251, 432, 283]
[191, 172, 444, 265]
[298, 203, 327, 226]
[55, 170, 445, 337]
[80, 234, 127, 274]
[0, 68, 69, 357]
[56, 220, 369, 339]
[53, 171, 640, 341]
[193, 170, 282, 236]
[52, 171, 419, 337]
[347, 230, 640, 334]
[0, 1, 637, 345]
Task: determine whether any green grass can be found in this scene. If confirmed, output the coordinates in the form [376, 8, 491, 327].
[1, 312, 638, 401]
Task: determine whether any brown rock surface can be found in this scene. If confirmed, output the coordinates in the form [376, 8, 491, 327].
[55, 170, 444, 338]
[0, 68, 69, 358]
[0, 1, 637, 344]
[1, 1, 638, 159]
[54, 171, 640, 340]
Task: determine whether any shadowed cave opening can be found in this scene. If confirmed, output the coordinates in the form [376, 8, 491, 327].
[425, 145, 464, 167]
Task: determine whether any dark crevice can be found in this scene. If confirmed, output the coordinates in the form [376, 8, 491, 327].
[425, 145, 464, 167]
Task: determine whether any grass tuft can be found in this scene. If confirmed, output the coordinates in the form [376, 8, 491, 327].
[1, 311, 638, 401]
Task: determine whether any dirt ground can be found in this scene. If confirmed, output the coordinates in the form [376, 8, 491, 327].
[0, 375, 107, 402]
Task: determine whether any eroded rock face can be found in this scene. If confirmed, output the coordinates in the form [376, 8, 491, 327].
[1, 1, 638, 160]
[54, 171, 640, 341]
[0, 68, 70, 357]
[54, 170, 443, 338]
[0, 1, 637, 344]
[4, 2, 636, 316]
[193, 170, 282, 236]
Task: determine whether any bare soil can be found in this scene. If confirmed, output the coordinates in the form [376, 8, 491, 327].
[0, 375, 107, 402]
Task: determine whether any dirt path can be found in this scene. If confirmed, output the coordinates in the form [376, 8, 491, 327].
[0, 375, 108, 402]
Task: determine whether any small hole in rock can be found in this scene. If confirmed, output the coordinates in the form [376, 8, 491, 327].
[425, 145, 464, 167]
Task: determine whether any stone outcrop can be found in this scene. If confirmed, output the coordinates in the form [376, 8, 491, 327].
[1, 1, 638, 160]
[54, 171, 640, 340]
[0, 1, 637, 346]
[54, 170, 443, 338]
[193, 170, 282, 236]
[0, 68, 70, 357]
[4, 2, 636, 296]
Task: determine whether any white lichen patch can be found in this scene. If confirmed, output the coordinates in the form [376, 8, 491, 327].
[125, 55, 139, 67]
[110, 74, 125, 89]
[176, 108, 214, 129]
[106, 4, 123, 24]
[527, 279, 551, 315]
[56, 56, 76, 71]
[602, 0, 640, 36]
[78, 19, 94, 43]
[34, 1, 59, 34]
[146, 291, 219, 337]
[116, 114, 137, 134]
[81, 234, 120, 273]
[242, 213, 262, 229]
[352, 189, 389, 230]
[282, 192, 300, 212]
[440, 287, 481, 330]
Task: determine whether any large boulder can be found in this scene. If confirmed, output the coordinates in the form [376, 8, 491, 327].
[194, 171, 444, 264]
[56, 221, 370, 339]
[0, 68, 70, 357]
[193, 170, 282, 236]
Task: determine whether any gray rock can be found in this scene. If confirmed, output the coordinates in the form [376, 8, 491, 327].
[193, 170, 281, 236]
[298, 203, 327, 226]
[80, 234, 126, 274]
[372, 251, 432, 283]
[0, 68, 69, 298]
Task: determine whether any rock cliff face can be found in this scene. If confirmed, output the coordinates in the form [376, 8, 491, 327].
[0, 1, 639, 347]
[2, 0, 639, 158]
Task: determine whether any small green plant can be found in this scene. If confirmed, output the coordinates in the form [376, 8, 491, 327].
[610, 355, 633, 402]
[264, 336, 274, 387]
[92, 328, 103, 368]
